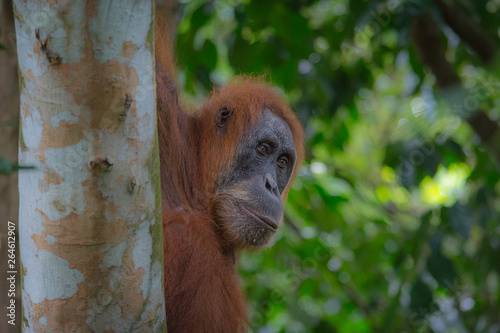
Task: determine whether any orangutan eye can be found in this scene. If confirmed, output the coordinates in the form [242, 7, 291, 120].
[277, 155, 289, 168]
[256, 143, 271, 156]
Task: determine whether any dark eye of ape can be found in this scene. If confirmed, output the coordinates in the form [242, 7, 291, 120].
[277, 156, 289, 168]
[256, 143, 271, 156]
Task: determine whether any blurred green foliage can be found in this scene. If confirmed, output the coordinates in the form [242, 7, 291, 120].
[175, 0, 500, 332]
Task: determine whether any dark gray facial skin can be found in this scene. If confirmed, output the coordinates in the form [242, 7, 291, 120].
[212, 109, 296, 248]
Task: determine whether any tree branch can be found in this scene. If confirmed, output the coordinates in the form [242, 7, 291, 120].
[412, 12, 500, 166]
[283, 215, 303, 239]
[412, 12, 460, 88]
[435, 0, 497, 64]
[342, 283, 379, 331]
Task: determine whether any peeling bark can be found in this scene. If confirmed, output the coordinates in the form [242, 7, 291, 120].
[14, 1, 166, 332]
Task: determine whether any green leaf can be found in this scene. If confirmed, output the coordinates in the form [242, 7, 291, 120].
[426, 243, 457, 291]
[443, 203, 472, 239]
[190, 5, 211, 31]
[198, 39, 217, 71]
[409, 276, 436, 321]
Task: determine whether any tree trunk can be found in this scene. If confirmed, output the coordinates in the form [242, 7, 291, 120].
[14, 1, 166, 332]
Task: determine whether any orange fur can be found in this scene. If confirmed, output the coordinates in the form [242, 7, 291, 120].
[155, 18, 177, 83]
[156, 17, 304, 332]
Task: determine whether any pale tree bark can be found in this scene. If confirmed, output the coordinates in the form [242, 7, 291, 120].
[0, 0, 21, 332]
[14, 1, 166, 332]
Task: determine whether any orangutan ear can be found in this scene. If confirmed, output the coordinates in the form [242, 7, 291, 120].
[216, 106, 233, 132]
